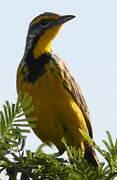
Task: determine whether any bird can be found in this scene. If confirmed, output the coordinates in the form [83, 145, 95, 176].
[17, 12, 99, 167]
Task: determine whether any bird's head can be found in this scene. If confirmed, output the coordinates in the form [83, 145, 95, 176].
[25, 12, 75, 58]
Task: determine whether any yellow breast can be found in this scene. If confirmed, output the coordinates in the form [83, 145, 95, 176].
[17, 62, 88, 148]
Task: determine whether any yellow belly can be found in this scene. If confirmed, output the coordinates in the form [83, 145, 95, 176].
[17, 69, 88, 150]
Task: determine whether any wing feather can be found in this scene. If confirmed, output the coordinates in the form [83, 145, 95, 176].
[53, 54, 93, 138]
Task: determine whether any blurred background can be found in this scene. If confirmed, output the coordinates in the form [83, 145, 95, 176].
[0, 0, 117, 178]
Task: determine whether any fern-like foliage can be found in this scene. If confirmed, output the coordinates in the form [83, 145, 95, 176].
[0, 93, 36, 179]
[0, 94, 116, 180]
[80, 129, 117, 180]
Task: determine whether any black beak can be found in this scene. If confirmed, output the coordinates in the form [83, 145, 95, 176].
[55, 15, 75, 25]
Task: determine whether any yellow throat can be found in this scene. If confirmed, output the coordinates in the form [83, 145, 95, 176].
[33, 25, 62, 58]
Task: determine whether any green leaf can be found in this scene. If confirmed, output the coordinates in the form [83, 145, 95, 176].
[106, 131, 114, 149]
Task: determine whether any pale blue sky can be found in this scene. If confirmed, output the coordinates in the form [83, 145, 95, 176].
[0, 0, 117, 178]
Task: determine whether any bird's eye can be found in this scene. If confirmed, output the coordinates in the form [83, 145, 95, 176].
[40, 19, 49, 26]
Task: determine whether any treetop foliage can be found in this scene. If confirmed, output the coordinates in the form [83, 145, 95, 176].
[0, 93, 116, 180]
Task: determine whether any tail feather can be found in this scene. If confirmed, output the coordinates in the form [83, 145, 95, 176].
[84, 145, 99, 167]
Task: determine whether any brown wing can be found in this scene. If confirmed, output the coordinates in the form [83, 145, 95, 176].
[53, 53, 93, 138]
[63, 74, 93, 138]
